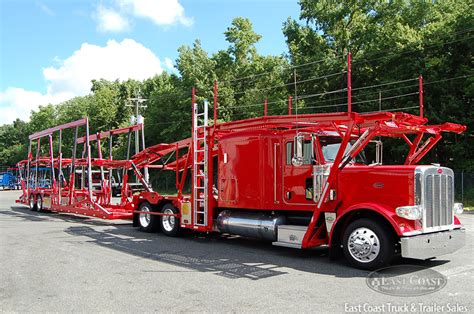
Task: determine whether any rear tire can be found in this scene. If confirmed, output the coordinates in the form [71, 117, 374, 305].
[37, 195, 43, 212]
[29, 194, 37, 211]
[137, 202, 159, 232]
[160, 204, 180, 237]
[342, 218, 395, 270]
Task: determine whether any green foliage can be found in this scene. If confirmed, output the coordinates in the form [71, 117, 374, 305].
[283, 0, 473, 170]
[0, 9, 472, 177]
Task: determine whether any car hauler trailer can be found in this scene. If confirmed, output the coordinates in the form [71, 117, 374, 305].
[16, 118, 149, 219]
[16, 53, 467, 269]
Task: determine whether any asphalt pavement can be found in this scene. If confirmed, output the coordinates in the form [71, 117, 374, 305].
[0, 190, 473, 313]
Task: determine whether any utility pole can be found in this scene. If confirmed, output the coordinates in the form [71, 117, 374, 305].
[127, 89, 148, 183]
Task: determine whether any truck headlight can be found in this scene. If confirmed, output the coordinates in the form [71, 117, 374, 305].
[396, 205, 422, 220]
[454, 203, 463, 215]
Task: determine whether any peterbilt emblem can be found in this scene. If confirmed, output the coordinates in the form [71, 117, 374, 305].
[373, 182, 384, 189]
[325, 216, 335, 223]
[437, 169, 443, 174]
[289, 234, 298, 242]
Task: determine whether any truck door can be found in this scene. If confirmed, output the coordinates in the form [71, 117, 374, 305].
[282, 135, 315, 206]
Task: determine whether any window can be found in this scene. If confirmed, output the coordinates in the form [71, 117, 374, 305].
[319, 137, 367, 164]
[286, 141, 313, 165]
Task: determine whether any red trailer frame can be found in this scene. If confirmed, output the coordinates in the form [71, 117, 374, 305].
[16, 119, 148, 219]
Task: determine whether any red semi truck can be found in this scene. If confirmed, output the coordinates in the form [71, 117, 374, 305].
[127, 94, 466, 270]
[15, 61, 467, 270]
[16, 102, 466, 270]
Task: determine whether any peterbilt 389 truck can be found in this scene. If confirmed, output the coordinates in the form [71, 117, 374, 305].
[16, 69, 467, 270]
[128, 87, 466, 270]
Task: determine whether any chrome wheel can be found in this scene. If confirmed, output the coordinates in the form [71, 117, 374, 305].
[37, 196, 42, 212]
[139, 205, 151, 228]
[29, 195, 36, 210]
[347, 227, 380, 263]
[161, 208, 175, 232]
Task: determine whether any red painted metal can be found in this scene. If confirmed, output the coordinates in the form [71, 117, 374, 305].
[288, 96, 292, 115]
[29, 118, 87, 140]
[77, 124, 142, 143]
[214, 80, 218, 126]
[347, 52, 352, 113]
[16, 118, 150, 220]
[419, 75, 423, 118]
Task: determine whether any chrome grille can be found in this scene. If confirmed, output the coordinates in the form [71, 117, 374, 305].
[416, 166, 454, 231]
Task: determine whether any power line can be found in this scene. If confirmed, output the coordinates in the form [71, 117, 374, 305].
[351, 91, 419, 106]
[352, 78, 418, 92]
[353, 35, 474, 66]
[298, 103, 346, 110]
[352, 83, 419, 99]
[424, 74, 474, 86]
[219, 28, 473, 87]
[219, 55, 338, 85]
[361, 106, 419, 114]
[226, 98, 284, 109]
[298, 88, 347, 100]
[142, 74, 472, 126]
[232, 71, 346, 96]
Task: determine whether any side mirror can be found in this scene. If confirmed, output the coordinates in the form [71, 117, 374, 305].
[292, 133, 304, 166]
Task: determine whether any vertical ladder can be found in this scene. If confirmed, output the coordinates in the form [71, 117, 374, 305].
[193, 100, 209, 226]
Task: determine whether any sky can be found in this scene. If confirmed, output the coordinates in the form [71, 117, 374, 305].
[0, 0, 301, 125]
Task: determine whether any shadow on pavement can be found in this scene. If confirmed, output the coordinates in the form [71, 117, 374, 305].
[3, 206, 129, 226]
[7, 205, 450, 280]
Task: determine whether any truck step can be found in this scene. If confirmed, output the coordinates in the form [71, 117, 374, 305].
[272, 241, 302, 249]
[272, 225, 307, 249]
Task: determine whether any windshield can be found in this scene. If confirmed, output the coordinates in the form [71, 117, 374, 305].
[322, 143, 351, 162]
[320, 137, 367, 164]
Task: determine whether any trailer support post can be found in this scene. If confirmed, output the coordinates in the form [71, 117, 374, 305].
[58, 129, 62, 205]
[419, 75, 423, 118]
[213, 80, 218, 127]
[347, 52, 352, 113]
[69, 126, 78, 205]
[85, 118, 93, 201]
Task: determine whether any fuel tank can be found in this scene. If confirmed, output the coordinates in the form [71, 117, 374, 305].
[216, 210, 287, 241]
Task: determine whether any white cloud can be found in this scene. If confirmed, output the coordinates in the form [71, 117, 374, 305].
[0, 39, 163, 125]
[95, 5, 130, 33]
[117, 0, 193, 27]
[164, 57, 175, 71]
[36, 2, 54, 16]
[0, 88, 72, 125]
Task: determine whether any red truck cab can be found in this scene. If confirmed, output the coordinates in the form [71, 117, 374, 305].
[132, 111, 466, 270]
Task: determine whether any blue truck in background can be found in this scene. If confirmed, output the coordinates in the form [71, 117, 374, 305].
[0, 169, 20, 190]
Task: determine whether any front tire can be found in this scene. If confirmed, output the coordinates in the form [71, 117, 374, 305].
[342, 218, 395, 270]
[137, 202, 159, 232]
[160, 204, 180, 237]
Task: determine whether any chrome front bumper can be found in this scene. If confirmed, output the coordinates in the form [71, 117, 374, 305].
[401, 228, 465, 260]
